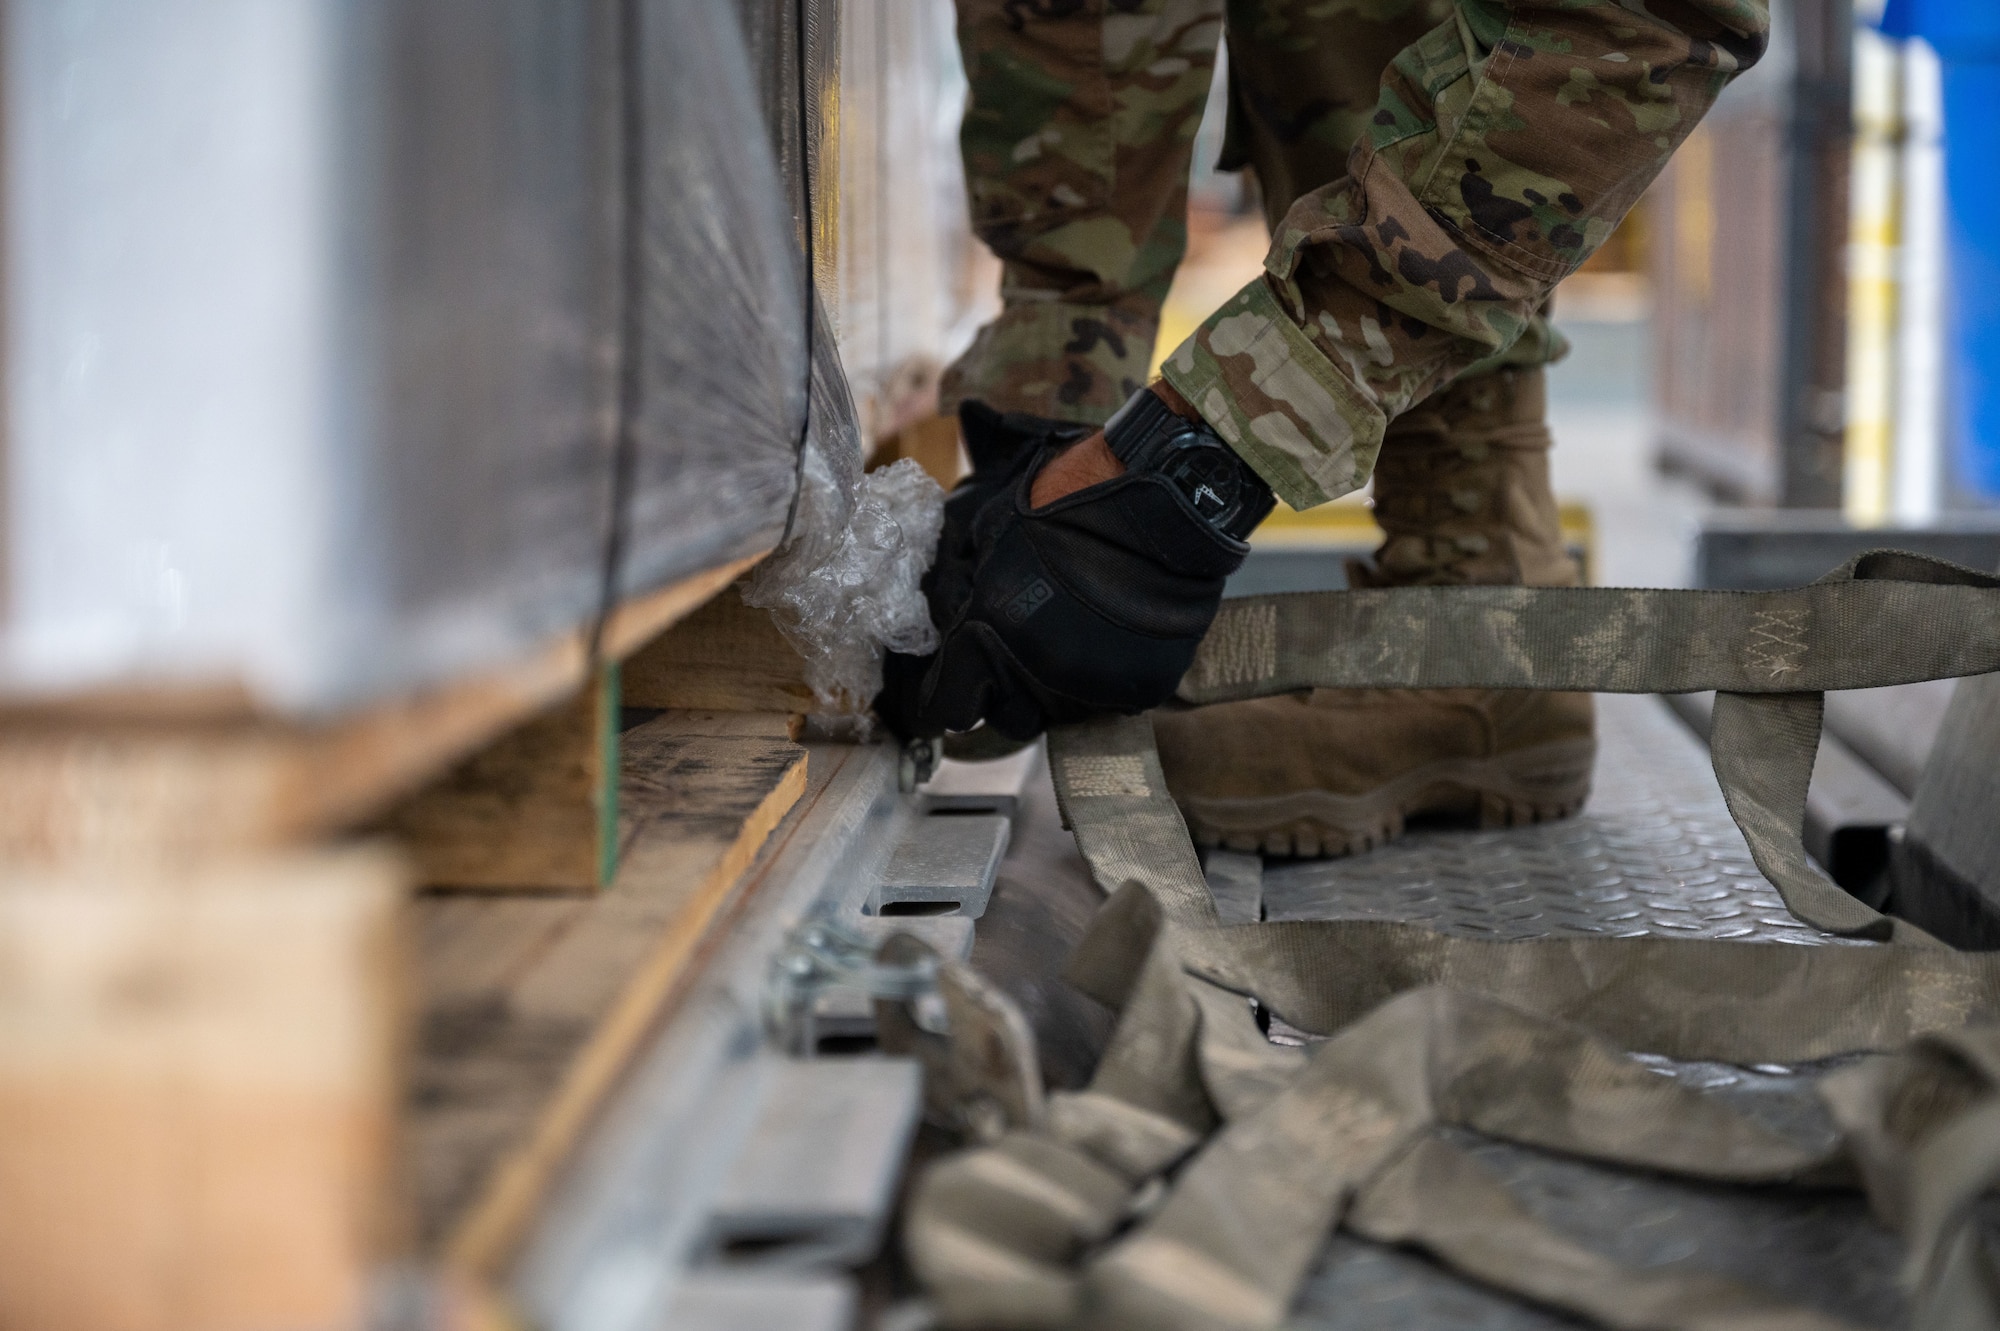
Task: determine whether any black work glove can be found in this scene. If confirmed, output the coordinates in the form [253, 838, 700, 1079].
[920, 401, 1091, 639]
[876, 390, 1274, 743]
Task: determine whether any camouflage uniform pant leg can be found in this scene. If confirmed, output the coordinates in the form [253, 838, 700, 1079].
[1222, 0, 1451, 231]
[940, 0, 1225, 426]
[1164, 0, 1770, 509]
[1224, 0, 1567, 385]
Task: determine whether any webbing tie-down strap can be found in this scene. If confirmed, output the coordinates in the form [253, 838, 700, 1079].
[904, 553, 2000, 1330]
[1177, 550, 2000, 700]
[1179, 551, 2000, 942]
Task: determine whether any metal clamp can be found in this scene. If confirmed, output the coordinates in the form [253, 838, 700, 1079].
[764, 917, 941, 1056]
[899, 736, 943, 793]
[762, 920, 1045, 1142]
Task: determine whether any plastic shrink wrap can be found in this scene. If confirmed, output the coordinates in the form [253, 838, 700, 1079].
[734, 0, 988, 710]
[1, 0, 980, 718]
[744, 311, 944, 711]
[830, 0, 996, 440]
[2, 0, 802, 714]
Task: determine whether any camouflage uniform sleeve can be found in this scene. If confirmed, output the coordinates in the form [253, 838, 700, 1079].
[1163, 0, 1770, 509]
[941, 0, 1224, 426]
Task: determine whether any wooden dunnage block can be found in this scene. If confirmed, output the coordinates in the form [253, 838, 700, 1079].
[407, 711, 808, 1279]
[0, 850, 407, 1331]
[621, 584, 816, 715]
[870, 412, 964, 490]
[0, 551, 768, 871]
[385, 665, 621, 892]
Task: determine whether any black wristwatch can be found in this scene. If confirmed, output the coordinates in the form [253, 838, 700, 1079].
[1103, 389, 1275, 541]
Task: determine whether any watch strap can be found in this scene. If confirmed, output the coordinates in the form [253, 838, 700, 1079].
[1103, 388, 1192, 472]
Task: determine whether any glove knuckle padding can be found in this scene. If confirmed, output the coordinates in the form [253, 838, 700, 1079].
[910, 408, 1085, 676]
[966, 469, 1249, 724]
[1023, 476, 1247, 635]
[876, 402, 1250, 742]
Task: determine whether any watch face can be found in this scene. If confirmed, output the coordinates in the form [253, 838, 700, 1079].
[1159, 432, 1245, 525]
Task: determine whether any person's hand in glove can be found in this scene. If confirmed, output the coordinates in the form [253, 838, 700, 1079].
[917, 399, 1091, 648]
[876, 382, 1275, 742]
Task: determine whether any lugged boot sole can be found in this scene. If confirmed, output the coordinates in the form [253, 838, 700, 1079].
[1178, 736, 1597, 859]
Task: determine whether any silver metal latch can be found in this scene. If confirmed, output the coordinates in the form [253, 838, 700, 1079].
[762, 919, 1045, 1141]
[764, 918, 942, 1056]
[898, 736, 943, 793]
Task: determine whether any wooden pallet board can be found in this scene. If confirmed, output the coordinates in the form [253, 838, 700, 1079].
[0, 851, 406, 1331]
[622, 583, 817, 715]
[404, 711, 807, 1272]
[385, 665, 622, 892]
[0, 553, 767, 866]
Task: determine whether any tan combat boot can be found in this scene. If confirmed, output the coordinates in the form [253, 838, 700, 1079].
[1156, 367, 1596, 857]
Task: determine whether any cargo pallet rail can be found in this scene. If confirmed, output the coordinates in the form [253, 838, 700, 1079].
[513, 531, 2000, 1331]
[14, 8, 2000, 1331]
[524, 675, 2000, 1331]
[0, 2, 976, 1328]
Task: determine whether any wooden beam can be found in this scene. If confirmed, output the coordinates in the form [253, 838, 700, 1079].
[870, 411, 964, 490]
[403, 711, 808, 1273]
[384, 664, 622, 892]
[253, 551, 774, 838]
[622, 583, 816, 714]
[0, 850, 406, 1331]
[0, 552, 766, 865]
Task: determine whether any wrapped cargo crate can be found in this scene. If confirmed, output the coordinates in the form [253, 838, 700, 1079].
[0, 3, 954, 1326]
[730, 0, 974, 708]
[735, 0, 989, 444]
[3, 0, 803, 715]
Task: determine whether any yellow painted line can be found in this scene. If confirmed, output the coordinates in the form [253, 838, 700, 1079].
[1247, 501, 1599, 584]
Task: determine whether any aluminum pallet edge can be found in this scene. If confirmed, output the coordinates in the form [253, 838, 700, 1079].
[502, 739, 932, 1331]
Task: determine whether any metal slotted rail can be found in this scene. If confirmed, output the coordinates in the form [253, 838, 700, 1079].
[1260, 694, 1911, 1329]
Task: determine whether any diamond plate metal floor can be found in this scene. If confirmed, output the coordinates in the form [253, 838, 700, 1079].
[1262, 695, 1905, 1328]
[1262, 693, 1845, 946]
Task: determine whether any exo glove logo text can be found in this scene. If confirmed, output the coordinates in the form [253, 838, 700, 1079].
[1001, 577, 1054, 624]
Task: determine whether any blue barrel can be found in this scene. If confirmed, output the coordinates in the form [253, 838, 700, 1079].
[1880, 0, 2000, 499]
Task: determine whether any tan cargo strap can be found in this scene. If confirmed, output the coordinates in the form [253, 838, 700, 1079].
[1177, 551, 2000, 942]
[902, 553, 2000, 1330]
[1178, 550, 2000, 701]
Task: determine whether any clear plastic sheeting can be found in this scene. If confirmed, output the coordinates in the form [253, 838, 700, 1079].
[1, 0, 802, 712]
[728, 0, 959, 714]
[832, 0, 994, 439]
[620, 0, 804, 600]
[744, 307, 944, 711]
[734, 0, 840, 250]
[0, 0, 969, 714]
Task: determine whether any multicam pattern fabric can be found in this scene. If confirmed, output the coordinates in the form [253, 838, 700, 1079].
[1216, 0, 1576, 478]
[1170, 0, 1769, 506]
[1219, 0, 1454, 233]
[941, 0, 1225, 425]
[946, 0, 1770, 508]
